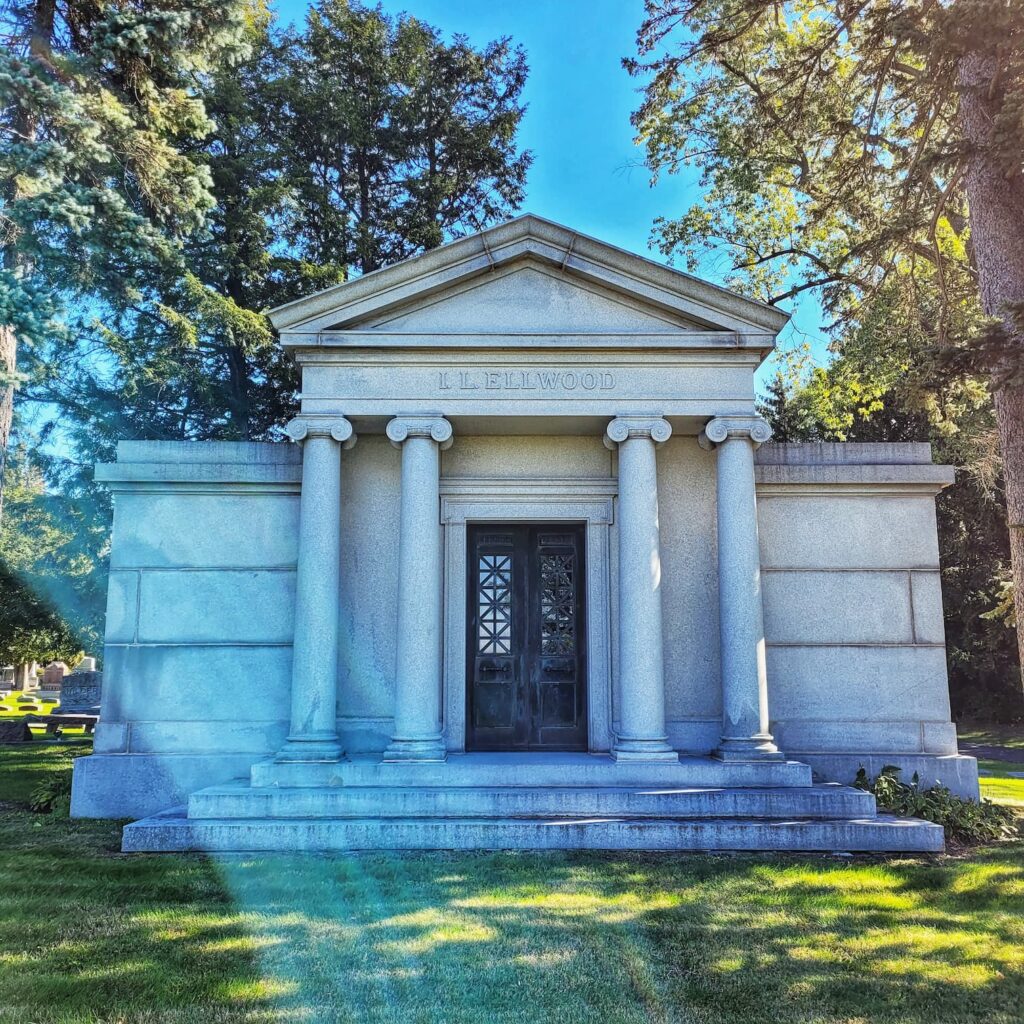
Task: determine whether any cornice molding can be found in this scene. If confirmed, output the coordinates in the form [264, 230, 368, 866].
[268, 214, 791, 337]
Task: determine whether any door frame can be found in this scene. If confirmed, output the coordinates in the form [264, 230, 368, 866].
[440, 479, 616, 753]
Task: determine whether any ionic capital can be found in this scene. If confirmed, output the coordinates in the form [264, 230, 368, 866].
[284, 416, 357, 448]
[698, 415, 772, 451]
[603, 416, 672, 451]
[387, 415, 454, 451]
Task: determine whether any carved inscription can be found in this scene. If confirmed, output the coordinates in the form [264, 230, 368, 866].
[439, 369, 615, 392]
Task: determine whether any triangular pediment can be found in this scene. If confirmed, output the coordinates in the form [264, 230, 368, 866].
[268, 214, 789, 342]
[361, 262, 698, 333]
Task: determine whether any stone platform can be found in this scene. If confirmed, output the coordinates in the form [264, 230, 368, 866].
[121, 753, 945, 853]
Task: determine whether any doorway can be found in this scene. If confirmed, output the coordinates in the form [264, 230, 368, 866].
[466, 524, 587, 751]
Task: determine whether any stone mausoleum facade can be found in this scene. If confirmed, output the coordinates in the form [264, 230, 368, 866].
[71, 216, 978, 852]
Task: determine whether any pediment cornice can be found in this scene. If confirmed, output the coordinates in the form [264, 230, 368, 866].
[268, 214, 790, 340]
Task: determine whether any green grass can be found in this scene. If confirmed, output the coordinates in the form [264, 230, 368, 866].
[980, 776, 1024, 806]
[1, 744, 1024, 1023]
[976, 758, 1024, 808]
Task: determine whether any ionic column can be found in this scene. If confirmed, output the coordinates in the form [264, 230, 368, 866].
[604, 416, 678, 762]
[276, 416, 355, 762]
[699, 415, 782, 761]
[383, 415, 453, 761]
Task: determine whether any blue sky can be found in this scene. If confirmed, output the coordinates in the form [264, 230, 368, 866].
[274, 0, 829, 379]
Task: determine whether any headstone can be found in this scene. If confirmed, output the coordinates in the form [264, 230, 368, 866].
[42, 662, 68, 688]
[73, 657, 98, 674]
[0, 720, 32, 744]
[59, 671, 102, 713]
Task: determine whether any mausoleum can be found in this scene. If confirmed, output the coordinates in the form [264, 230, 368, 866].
[70, 215, 978, 852]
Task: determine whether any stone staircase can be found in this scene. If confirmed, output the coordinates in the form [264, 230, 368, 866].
[120, 753, 945, 853]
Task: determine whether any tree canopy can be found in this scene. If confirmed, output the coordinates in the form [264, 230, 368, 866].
[629, 0, 1024, 707]
[3, 0, 532, 655]
[0, 440, 100, 669]
[0, 0, 262, 515]
[26, 0, 531, 448]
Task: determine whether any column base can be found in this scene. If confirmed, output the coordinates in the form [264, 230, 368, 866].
[611, 738, 679, 763]
[382, 737, 447, 763]
[274, 734, 343, 763]
[714, 735, 784, 762]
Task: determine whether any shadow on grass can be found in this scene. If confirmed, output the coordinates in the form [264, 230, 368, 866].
[204, 843, 1024, 1024]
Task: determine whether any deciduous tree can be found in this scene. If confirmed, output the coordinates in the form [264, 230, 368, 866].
[628, 0, 1024, 683]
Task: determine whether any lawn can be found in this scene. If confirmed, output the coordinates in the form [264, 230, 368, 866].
[1, 743, 1023, 1024]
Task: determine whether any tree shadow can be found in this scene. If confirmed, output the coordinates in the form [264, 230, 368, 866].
[203, 844, 1024, 1024]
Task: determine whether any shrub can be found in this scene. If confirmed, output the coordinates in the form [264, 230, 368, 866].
[855, 765, 1019, 845]
[27, 749, 87, 815]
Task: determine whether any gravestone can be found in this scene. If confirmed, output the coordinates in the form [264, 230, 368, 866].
[73, 657, 98, 674]
[59, 671, 102, 713]
[41, 662, 68, 688]
[0, 720, 32, 744]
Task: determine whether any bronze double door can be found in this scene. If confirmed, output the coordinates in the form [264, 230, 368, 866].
[466, 524, 587, 751]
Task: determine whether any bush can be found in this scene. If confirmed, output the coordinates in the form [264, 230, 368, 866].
[855, 765, 1019, 845]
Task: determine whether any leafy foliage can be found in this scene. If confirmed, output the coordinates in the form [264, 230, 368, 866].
[628, 0, 1019, 329]
[27, 746, 84, 815]
[28, 0, 531, 446]
[8, 1, 530, 645]
[629, 0, 1024, 699]
[855, 764, 1019, 845]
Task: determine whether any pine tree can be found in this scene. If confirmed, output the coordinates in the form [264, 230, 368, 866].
[0, 0, 258, 517]
[31, 0, 531, 448]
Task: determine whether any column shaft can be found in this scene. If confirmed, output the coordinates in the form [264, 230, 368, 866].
[606, 417, 678, 762]
[703, 416, 781, 761]
[384, 416, 451, 761]
[277, 419, 353, 762]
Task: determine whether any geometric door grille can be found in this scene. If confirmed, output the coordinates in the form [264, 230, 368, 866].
[539, 552, 575, 654]
[477, 553, 513, 654]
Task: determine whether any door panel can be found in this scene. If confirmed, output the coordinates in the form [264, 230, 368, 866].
[467, 524, 587, 750]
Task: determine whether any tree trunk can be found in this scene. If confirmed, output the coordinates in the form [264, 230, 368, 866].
[0, 325, 14, 521]
[0, 0, 57, 522]
[13, 663, 29, 690]
[959, 52, 1024, 682]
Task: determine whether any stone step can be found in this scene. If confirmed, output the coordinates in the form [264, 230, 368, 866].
[249, 753, 814, 790]
[122, 811, 945, 853]
[188, 782, 875, 821]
